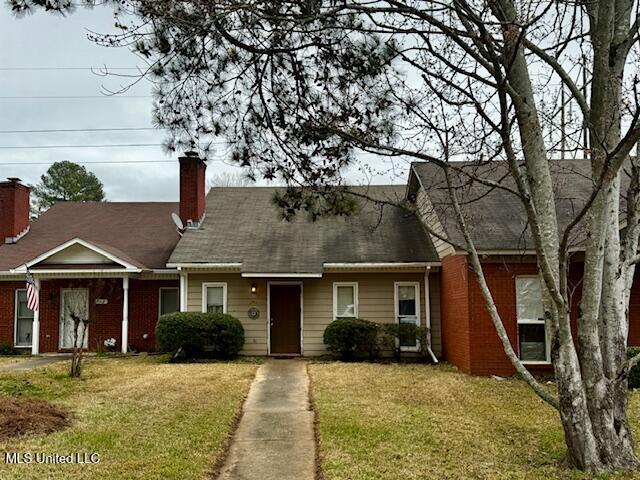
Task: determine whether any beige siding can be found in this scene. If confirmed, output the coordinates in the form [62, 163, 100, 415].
[415, 188, 455, 258]
[187, 273, 268, 355]
[185, 271, 441, 358]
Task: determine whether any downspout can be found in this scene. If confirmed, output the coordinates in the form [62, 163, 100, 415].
[425, 267, 438, 363]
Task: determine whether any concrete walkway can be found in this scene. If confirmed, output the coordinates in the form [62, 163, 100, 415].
[217, 359, 316, 480]
[0, 355, 71, 372]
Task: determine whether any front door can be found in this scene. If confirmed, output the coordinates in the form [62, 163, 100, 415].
[269, 284, 301, 354]
[60, 289, 89, 349]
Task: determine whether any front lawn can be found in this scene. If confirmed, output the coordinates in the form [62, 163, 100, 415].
[309, 362, 640, 480]
[0, 356, 28, 367]
[0, 355, 258, 480]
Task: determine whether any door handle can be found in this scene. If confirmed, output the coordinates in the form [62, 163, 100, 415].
[270, 318, 274, 327]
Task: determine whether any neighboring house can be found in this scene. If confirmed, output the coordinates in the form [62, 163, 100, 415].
[408, 159, 640, 376]
[3, 152, 637, 376]
[0, 154, 208, 354]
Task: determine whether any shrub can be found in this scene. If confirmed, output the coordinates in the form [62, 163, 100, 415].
[0, 342, 18, 356]
[376, 324, 431, 361]
[156, 312, 245, 359]
[627, 347, 640, 389]
[323, 317, 379, 360]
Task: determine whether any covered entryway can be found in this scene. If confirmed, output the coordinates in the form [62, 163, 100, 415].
[269, 284, 302, 355]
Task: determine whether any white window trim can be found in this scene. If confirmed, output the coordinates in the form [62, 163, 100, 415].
[201, 282, 228, 313]
[516, 275, 551, 364]
[158, 287, 180, 318]
[14, 288, 33, 348]
[332, 282, 359, 319]
[394, 281, 421, 352]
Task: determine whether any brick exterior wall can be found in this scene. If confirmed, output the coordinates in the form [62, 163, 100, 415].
[440, 255, 472, 373]
[0, 278, 178, 352]
[440, 255, 640, 376]
[0, 282, 24, 345]
[0, 179, 30, 242]
[179, 153, 207, 226]
[466, 261, 539, 376]
[128, 279, 179, 352]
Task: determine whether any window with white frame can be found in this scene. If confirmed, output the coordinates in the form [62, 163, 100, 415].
[159, 288, 179, 317]
[516, 276, 549, 362]
[15, 289, 33, 347]
[333, 283, 358, 319]
[395, 282, 421, 350]
[202, 283, 227, 313]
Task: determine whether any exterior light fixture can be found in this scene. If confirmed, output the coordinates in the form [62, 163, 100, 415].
[251, 283, 257, 294]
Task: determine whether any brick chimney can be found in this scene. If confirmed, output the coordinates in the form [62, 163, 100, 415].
[179, 152, 207, 228]
[0, 178, 31, 244]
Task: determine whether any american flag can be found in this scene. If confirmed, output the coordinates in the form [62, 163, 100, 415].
[25, 269, 39, 312]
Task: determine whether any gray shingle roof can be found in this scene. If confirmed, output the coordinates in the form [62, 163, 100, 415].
[168, 185, 438, 273]
[412, 159, 630, 251]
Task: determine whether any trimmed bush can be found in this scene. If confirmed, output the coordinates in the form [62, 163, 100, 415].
[323, 317, 379, 360]
[156, 312, 245, 359]
[0, 342, 18, 356]
[378, 323, 431, 360]
[627, 347, 640, 389]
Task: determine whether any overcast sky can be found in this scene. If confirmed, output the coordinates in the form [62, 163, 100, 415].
[0, 6, 408, 202]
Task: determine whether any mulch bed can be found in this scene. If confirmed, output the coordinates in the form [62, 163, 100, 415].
[0, 396, 70, 440]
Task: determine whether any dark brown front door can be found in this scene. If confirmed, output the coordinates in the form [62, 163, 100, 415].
[270, 284, 301, 354]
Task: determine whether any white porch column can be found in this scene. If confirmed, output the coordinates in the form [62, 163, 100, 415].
[31, 277, 40, 355]
[179, 270, 188, 312]
[122, 276, 129, 354]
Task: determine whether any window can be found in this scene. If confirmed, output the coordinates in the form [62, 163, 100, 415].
[159, 288, 179, 317]
[516, 276, 549, 363]
[395, 282, 421, 351]
[15, 289, 33, 347]
[333, 283, 358, 319]
[202, 283, 227, 313]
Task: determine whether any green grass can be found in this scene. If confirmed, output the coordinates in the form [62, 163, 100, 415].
[0, 355, 258, 480]
[309, 362, 640, 480]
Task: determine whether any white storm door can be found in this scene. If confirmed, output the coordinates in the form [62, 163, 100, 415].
[60, 289, 89, 349]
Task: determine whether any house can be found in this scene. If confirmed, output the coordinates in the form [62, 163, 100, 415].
[2, 152, 638, 376]
[167, 183, 441, 356]
[0, 154, 208, 353]
[408, 159, 640, 375]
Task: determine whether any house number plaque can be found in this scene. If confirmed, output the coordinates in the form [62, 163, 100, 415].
[248, 307, 260, 320]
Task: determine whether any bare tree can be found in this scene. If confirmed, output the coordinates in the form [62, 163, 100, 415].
[62, 279, 115, 378]
[209, 171, 253, 187]
[9, 0, 640, 471]
[65, 290, 89, 378]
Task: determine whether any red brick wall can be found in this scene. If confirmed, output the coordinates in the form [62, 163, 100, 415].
[442, 258, 640, 376]
[467, 261, 539, 376]
[0, 180, 30, 241]
[0, 282, 25, 345]
[179, 154, 207, 225]
[128, 279, 179, 352]
[38, 278, 124, 353]
[440, 255, 472, 373]
[0, 277, 181, 353]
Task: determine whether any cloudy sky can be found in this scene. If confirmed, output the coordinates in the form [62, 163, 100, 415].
[0, 6, 407, 202]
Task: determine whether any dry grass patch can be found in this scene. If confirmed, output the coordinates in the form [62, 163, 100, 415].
[310, 362, 640, 480]
[0, 356, 28, 367]
[0, 355, 258, 480]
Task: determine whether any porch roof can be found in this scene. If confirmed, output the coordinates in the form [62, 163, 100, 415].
[168, 185, 438, 274]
